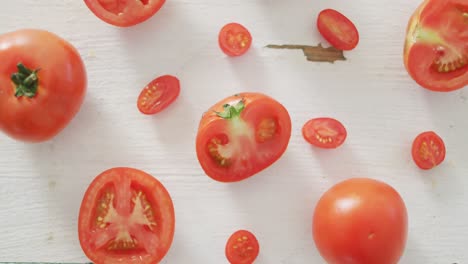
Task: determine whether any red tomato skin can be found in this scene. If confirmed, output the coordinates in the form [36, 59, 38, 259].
[218, 23, 252, 57]
[84, 0, 166, 27]
[137, 75, 180, 115]
[0, 29, 87, 142]
[317, 9, 359, 51]
[302, 117, 347, 149]
[313, 178, 408, 264]
[225, 230, 260, 264]
[411, 131, 446, 170]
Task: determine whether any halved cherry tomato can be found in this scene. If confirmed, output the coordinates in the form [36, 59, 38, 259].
[196, 92, 291, 182]
[218, 23, 253, 56]
[404, 0, 467, 91]
[317, 9, 359, 51]
[84, 0, 166, 27]
[78, 167, 175, 264]
[0, 29, 87, 143]
[412, 131, 446, 170]
[302, 117, 347, 149]
[137, 75, 180, 115]
[313, 178, 408, 264]
[225, 230, 260, 264]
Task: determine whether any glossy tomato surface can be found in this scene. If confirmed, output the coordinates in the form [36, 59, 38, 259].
[0, 29, 87, 142]
[317, 9, 359, 51]
[404, 0, 467, 91]
[412, 131, 446, 170]
[196, 92, 291, 182]
[302, 117, 347, 149]
[78, 167, 175, 264]
[218, 23, 252, 56]
[225, 230, 260, 264]
[137, 75, 180, 115]
[313, 178, 408, 264]
[84, 0, 166, 27]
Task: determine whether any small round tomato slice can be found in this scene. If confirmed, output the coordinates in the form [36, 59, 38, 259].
[84, 0, 166, 27]
[302, 117, 347, 149]
[412, 131, 446, 170]
[225, 230, 260, 264]
[218, 23, 253, 56]
[78, 167, 175, 264]
[317, 9, 359, 51]
[137, 75, 180, 115]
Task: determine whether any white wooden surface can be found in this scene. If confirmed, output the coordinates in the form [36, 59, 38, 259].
[0, 0, 467, 263]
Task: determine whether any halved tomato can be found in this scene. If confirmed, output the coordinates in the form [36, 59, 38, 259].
[78, 167, 175, 264]
[316, 9, 359, 51]
[302, 117, 347, 149]
[196, 92, 292, 182]
[137, 75, 180, 115]
[84, 0, 166, 27]
[404, 0, 467, 91]
[218, 23, 253, 57]
[225, 230, 260, 264]
[411, 131, 446, 170]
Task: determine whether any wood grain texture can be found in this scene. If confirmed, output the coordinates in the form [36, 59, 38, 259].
[0, 0, 467, 263]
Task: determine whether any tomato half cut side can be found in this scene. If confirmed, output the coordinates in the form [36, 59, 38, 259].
[302, 117, 347, 149]
[317, 9, 359, 51]
[78, 167, 175, 264]
[218, 23, 253, 56]
[84, 0, 166, 27]
[196, 93, 292, 182]
[404, 0, 467, 91]
[225, 230, 260, 264]
[137, 75, 180, 115]
[411, 131, 446, 170]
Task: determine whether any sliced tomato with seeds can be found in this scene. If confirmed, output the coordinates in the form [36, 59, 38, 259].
[78, 167, 175, 264]
[218, 23, 253, 56]
[404, 0, 467, 91]
[196, 92, 291, 182]
[302, 117, 347, 149]
[84, 0, 166, 27]
[412, 131, 446, 170]
[137, 75, 180, 115]
[317, 9, 359, 51]
[225, 230, 260, 264]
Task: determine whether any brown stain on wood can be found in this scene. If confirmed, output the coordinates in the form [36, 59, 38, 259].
[266, 43, 346, 63]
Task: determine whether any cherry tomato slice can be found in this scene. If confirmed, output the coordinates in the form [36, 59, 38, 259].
[302, 117, 347, 149]
[225, 230, 260, 264]
[218, 23, 253, 57]
[412, 131, 446, 170]
[78, 167, 175, 264]
[317, 9, 359, 51]
[84, 0, 166, 27]
[137, 75, 180, 115]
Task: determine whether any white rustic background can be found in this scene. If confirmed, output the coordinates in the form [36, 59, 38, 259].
[0, 0, 467, 263]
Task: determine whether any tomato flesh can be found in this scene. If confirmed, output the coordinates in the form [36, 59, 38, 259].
[225, 230, 259, 264]
[218, 23, 253, 56]
[78, 167, 175, 264]
[137, 75, 180, 115]
[196, 93, 291, 182]
[412, 131, 446, 170]
[313, 178, 408, 264]
[302, 117, 347, 149]
[404, 0, 467, 91]
[317, 9, 359, 51]
[84, 0, 166, 27]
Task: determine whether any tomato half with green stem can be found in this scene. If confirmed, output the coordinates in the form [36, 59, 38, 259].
[404, 0, 467, 91]
[78, 167, 175, 264]
[317, 9, 359, 51]
[302, 117, 347, 149]
[218, 23, 253, 56]
[313, 178, 408, 264]
[412, 131, 446, 170]
[0, 29, 87, 143]
[225, 230, 260, 264]
[196, 93, 291, 182]
[84, 0, 166, 27]
[137, 75, 180, 115]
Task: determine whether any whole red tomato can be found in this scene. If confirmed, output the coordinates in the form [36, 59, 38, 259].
[0, 29, 87, 142]
[313, 178, 408, 264]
